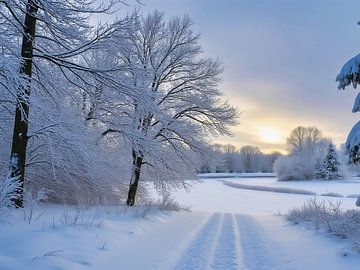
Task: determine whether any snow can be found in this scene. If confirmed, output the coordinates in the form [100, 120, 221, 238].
[2, 176, 360, 269]
[336, 53, 360, 89]
[214, 175, 360, 198]
[199, 172, 276, 178]
[357, 196, 360, 207]
[346, 120, 360, 151]
[0, 174, 21, 210]
[353, 92, 360, 113]
[222, 180, 317, 195]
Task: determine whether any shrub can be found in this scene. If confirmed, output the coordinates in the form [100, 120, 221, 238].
[274, 153, 318, 180]
[288, 198, 360, 251]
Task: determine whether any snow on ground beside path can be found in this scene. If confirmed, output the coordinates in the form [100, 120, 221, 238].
[1, 177, 360, 269]
[222, 180, 317, 195]
[205, 175, 360, 198]
[0, 206, 210, 270]
[174, 179, 359, 213]
[246, 214, 360, 270]
[199, 173, 276, 178]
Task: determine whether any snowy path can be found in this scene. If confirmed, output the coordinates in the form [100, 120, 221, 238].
[235, 214, 280, 270]
[210, 213, 238, 270]
[170, 212, 360, 270]
[173, 213, 285, 270]
[174, 213, 239, 270]
[174, 213, 223, 270]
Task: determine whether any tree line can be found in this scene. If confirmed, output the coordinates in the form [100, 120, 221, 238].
[198, 144, 282, 174]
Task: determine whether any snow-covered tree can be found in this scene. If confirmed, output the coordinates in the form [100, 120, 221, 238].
[0, 60, 133, 205]
[274, 126, 330, 180]
[0, 0, 127, 206]
[99, 11, 239, 206]
[337, 43, 360, 163]
[316, 143, 343, 180]
[335, 22, 360, 205]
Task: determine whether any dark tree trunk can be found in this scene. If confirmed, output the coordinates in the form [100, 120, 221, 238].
[10, 0, 38, 207]
[126, 151, 143, 206]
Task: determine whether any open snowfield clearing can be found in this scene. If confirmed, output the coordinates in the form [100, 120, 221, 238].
[1, 177, 360, 269]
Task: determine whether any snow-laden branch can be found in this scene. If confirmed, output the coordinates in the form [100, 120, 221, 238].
[336, 53, 360, 90]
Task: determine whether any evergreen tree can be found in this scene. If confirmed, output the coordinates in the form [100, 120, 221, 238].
[316, 143, 343, 180]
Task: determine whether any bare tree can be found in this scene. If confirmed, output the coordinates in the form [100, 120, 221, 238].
[239, 145, 262, 173]
[100, 11, 238, 206]
[286, 126, 322, 153]
[222, 144, 237, 173]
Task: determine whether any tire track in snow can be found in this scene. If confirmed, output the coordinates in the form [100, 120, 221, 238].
[210, 213, 238, 270]
[235, 214, 279, 270]
[174, 213, 222, 270]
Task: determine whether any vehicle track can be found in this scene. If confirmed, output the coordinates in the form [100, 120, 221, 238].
[210, 213, 238, 270]
[174, 213, 285, 270]
[235, 214, 279, 270]
[174, 213, 222, 270]
[174, 213, 241, 269]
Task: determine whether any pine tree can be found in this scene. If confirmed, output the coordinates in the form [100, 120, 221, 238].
[316, 143, 343, 180]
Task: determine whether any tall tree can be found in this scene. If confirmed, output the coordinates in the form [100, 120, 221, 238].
[101, 11, 238, 206]
[8, 0, 38, 208]
[1, 0, 123, 206]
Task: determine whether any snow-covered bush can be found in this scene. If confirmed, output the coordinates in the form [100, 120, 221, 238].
[273, 153, 318, 181]
[288, 198, 360, 251]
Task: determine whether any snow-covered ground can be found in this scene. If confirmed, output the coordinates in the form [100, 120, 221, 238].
[199, 172, 276, 178]
[219, 176, 360, 198]
[1, 176, 360, 269]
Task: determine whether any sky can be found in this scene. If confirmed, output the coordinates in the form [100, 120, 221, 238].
[121, 0, 360, 153]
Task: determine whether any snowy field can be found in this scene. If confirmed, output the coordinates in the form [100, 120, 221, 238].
[1, 176, 360, 269]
